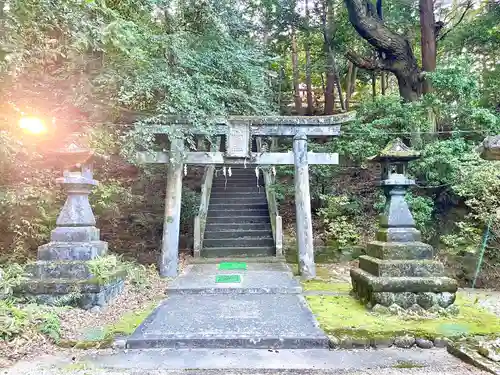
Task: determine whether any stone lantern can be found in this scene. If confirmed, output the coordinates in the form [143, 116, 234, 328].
[479, 135, 500, 161]
[22, 134, 124, 309]
[350, 139, 458, 314]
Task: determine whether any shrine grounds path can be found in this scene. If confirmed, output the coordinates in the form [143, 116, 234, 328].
[4, 261, 490, 375]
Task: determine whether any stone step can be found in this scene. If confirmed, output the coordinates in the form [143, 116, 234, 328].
[208, 209, 269, 218]
[209, 196, 268, 204]
[210, 192, 267, 198]
[204, 237, 275, 248]
[204, 230, 273, 240]
[166, 263, 300, 295]
[126, 294, 328, 349]
[205, 222, 272, 231]
[212, 179, 263, 185]
[212, 176, 262, 186]
[18, 275, 124, 310]
[210, 187, 266, 193]
[209, 203, 269, 210]
[190, 256, 285, 264]
[206, 216, 271, 224]
[201, 246, 275, 257]
[214, 169, 258, 175]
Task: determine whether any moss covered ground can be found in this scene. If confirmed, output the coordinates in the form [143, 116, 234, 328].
[303, 280, 352, 293]
[292, 263, 352, 293]
[60, 301, 158, 349]
[105, 301, 156, 336]
[307, 292, 500, 340]
[296, 262, 500, 340]
[306, 294, 500, 338]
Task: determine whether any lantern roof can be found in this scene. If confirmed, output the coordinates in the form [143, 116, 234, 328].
[368, 138, 420, 163]
[48, 133, 95, 169]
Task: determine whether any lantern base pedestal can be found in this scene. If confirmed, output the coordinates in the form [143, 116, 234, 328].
[366, 240, 434, 260]
[18, 238, 124, 310]
[18, 272, 125, 310]
[350, 248, 458, 315]
[37, 241, 108, 261]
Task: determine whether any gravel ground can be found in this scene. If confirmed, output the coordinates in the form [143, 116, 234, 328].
[461, 288, 500, 317]
[3, 350, 490, 375]
[1, 367, 492, 375]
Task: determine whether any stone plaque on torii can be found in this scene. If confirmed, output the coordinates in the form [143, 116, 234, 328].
[136, 114, 355, 278]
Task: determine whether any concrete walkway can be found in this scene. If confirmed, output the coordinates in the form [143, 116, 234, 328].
[127, 262, 329, 349]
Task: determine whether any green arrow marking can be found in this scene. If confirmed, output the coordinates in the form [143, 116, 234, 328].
[218, 262, 247, 270]
[215, 274, 241, 283]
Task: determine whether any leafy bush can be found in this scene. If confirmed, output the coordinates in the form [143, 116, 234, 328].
[91, 179, 138, 218]
[0, 264, 27, 299]
[181, 189, 201, 230]
[0, 300, 63, 342]
[88, 254, 154, 289]
[405, 193, 435, 239]
[318, 195, 361, 248]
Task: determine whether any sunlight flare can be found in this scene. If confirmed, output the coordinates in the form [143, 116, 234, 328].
[19, 116, 47, 134]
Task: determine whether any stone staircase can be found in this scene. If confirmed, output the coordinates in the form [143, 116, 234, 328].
[202, 167, 276, 258]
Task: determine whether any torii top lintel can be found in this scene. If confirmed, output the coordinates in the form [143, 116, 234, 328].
[142, 113, 355, 136]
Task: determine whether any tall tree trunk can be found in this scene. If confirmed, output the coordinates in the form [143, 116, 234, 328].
[322, 0, 335, 114]
[371, 71, 377, 98]
[381, 71, 386, 95]
[334, 66, 345, 110]
[322, 0, 345, 113]
[291, 28, 303, 115]
[345, 61, 353, 110]
[324, 66, 335, 115]
[344, 0, 422, 102]
[345, 65, 358, 110]
[304, 0, 314, 115]
[420, 0, 436, 94]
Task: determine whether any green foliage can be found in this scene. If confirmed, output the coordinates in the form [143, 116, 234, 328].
[90, 179, 137, 217]
[87, 255, 122, 282]
[0, 299, 63, 342]
[0, 187, 59, 263]
[37, 310, 62, 342]
[0, 263, 27, 298]
[441, 222, 483, 255]
[425, 56, 499, 136]
[453, 158, 500, 222]
[333, 94, 428, 164]
[181, 189, 201, 229]
[87, 254, 152, 289]
[318, 195, 360, 248]
[405, 193, 435, 239]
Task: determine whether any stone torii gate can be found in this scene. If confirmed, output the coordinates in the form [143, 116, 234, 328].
[137, 114, 355, 278]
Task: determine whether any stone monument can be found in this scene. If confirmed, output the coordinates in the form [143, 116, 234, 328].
[21, 135, 124, 309]
[350, 139, 458, 313]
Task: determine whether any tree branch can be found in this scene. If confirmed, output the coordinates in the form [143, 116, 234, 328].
[437, 0, 473, 42]
[345, 50, 384, 71]
[344, 0, 409, 54]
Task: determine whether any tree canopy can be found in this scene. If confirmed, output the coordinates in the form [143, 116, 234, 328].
[0, 0, 499, 272]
